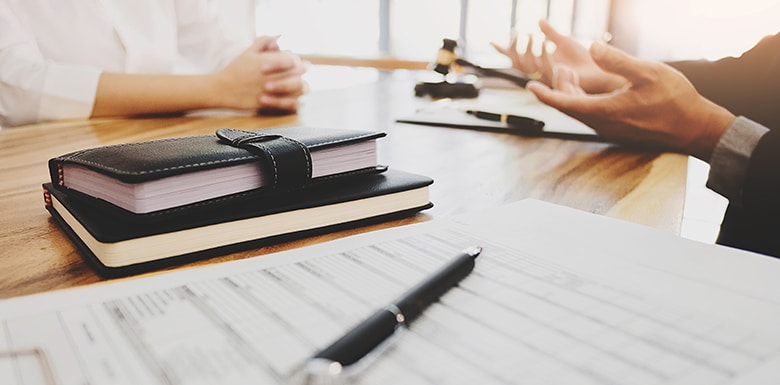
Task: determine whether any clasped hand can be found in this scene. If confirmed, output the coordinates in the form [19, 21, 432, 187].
[215, 35, 309, 113]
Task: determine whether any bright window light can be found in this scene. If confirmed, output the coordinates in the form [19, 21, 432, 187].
[632, 0, 780, 60]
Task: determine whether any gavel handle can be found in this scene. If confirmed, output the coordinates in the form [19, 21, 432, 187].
[454, 58, 530, 87]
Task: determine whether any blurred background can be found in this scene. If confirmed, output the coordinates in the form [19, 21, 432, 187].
[214, 0, 780, 66]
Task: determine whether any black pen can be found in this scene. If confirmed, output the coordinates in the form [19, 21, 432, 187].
[466, 110, 545, 131]
[307, 246, 482, 375]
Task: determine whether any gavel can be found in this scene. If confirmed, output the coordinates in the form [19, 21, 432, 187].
[414, 39, 480, 98]
[433, 38, 531, 87]
[433, 38, 459, 75]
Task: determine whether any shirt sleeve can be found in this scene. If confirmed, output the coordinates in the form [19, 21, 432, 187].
[0, 0, 101, 127]
[706, 116, 769, 205]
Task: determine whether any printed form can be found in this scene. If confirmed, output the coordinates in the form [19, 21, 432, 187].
[2, 199, 780, 385]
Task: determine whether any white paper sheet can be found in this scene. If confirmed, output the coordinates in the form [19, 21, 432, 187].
[402, 89, 599, 137]
[2, 199, 780, 385]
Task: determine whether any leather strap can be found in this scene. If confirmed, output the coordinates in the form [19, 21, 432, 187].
[216, 128, 312, 188]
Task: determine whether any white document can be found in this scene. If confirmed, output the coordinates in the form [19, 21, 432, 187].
[2, 199, 780, 385]
[401, 89, 599, 137]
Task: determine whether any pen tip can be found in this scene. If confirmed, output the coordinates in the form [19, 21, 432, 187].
[465, 246, 482, 258]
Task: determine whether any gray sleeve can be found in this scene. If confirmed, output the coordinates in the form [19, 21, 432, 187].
[706, 116, 769, 206]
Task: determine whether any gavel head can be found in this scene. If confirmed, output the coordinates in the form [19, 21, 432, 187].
[433, 38, 458, 75]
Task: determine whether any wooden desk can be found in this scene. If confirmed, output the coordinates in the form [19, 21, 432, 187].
[0, 69, 687, 298]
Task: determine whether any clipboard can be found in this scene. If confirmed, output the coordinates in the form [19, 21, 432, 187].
[396, 90, 604, 141]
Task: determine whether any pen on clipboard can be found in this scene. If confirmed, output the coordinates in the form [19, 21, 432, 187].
[466, 110, 545, 131]
[306, 246, 482, 378]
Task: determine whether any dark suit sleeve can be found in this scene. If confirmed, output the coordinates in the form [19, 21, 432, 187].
[717, 128, 780, 256]
[743, 129, 780, 211]
[668, 32, 780, 210]
[668, 32, 780, 129]
[669, 32, 780, 256]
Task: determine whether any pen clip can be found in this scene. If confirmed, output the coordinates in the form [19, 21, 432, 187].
[297, 327, 409, 385]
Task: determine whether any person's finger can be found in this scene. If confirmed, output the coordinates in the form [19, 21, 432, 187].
[539, 40, 553, 80]
[526, 80, 551, 98]
[552, 65, 585, 95]
[251, 35, 281, 52]
[260, 51, 302, 74]
[589, 41, 657, 85]
[527, 78, 607, 119]
[489, 41, 510, 56]
[522, 35, 542, 74]
[540, 40, 550, 64]
[490, 33, 519, 58]
[509, 32, 519, 52]
[524, 33, 534, 54]
[259, 94, 300, 112]
[538, 19, 568, 46]
[526, 80, 560, 107]
[264, 76, 307, 96]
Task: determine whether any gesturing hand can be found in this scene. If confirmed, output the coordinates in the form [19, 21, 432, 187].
[526, 41, 735, 161]
[492, 19, 626, 94]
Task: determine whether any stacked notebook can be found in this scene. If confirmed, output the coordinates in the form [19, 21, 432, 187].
[43, 126, 434, 277]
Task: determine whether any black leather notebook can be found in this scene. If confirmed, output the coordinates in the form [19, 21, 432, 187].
[43, 169, 433, 277]
[49, 126, 386, 213]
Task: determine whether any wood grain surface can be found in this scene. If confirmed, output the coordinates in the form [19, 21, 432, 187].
[0, 69, 687, 298]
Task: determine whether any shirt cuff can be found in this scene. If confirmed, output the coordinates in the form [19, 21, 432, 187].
[706, 116, 769, 205]
[38, 63, 102, 122]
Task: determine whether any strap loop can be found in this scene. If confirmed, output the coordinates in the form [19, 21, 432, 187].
[216, 128, 312, 188]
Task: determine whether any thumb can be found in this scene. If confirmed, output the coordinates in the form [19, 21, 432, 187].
[251, 35, 281, 52]
[589, 41, 653, 85]
[538, 19, 566, 45]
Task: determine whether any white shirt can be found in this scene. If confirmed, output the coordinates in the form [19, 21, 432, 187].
[0, 0, 248, 127]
